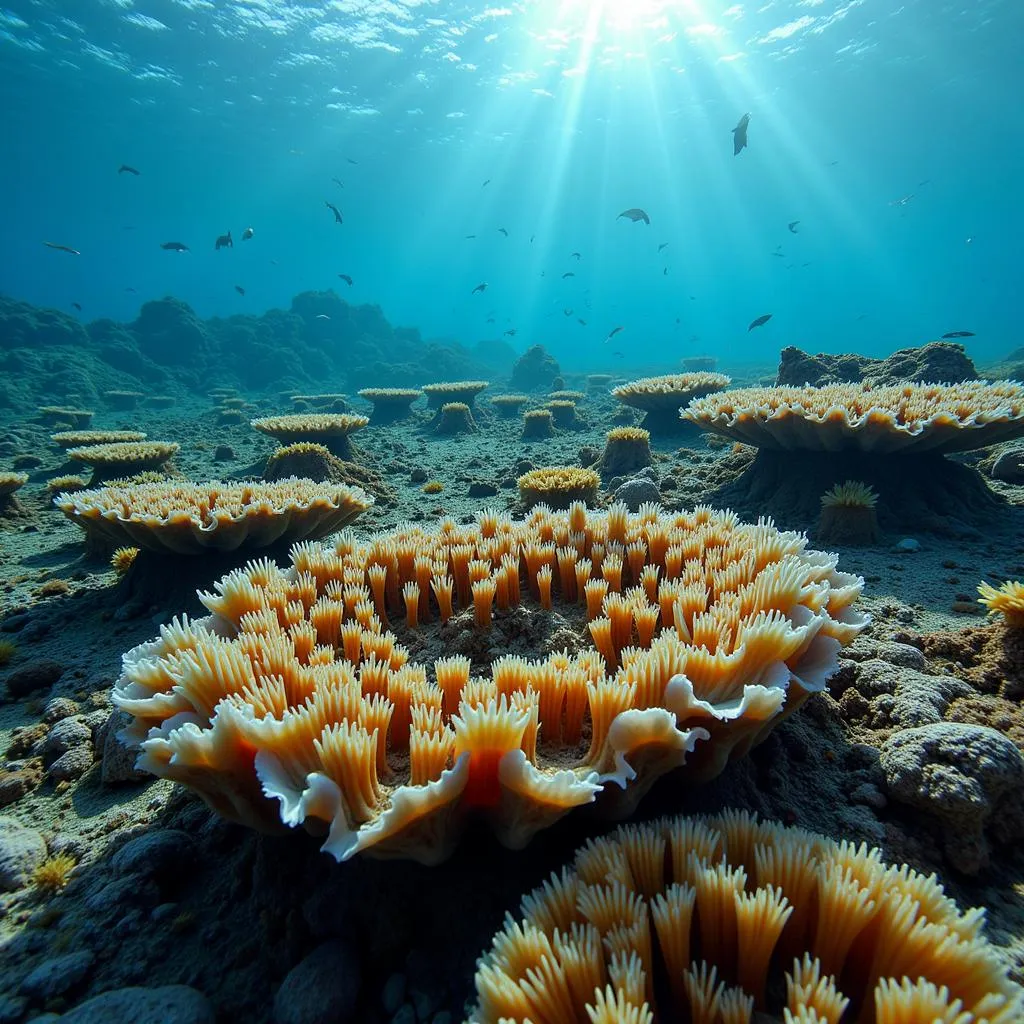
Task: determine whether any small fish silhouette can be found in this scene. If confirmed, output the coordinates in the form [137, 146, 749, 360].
[315, 314, 331, 320]
[732, 113, 750, 155]
[578, 319, 587, 326]
[498, 227, 508, 237]
[242, 227, 254, 241]
[332, 178, 344, 188]
[71, 302, 82, 311]
[234, 285, 245, 296]
[482, 179, 490, 187]
[347, 158, 358, 165]
[748, 313, 773, 331]
[942, 330, 975, 338]
[658, 242, 669, 252]
[338, 274, 353, 286]
[570, 251, 581, 260]
[504, 328, 517, 336]
[472, 282, 488, 294]
[562, 272, 575, 279]
[325, 201, 343, 224]
[617, 208, 650, 225]
[563, 309, 573, 317]
[788, 221, 800, 233]
[160, 241, 189, 252]
[118, 164, 140, 175]
[465, 235, 476, 239]
[43, 241, 80, 255]
[215, 231, 233, 250]
[605, 326, 624, 342]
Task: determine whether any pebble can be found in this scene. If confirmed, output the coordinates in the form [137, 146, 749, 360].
[54, 985, 215, 1024]
[0, 996, 28, 1024]
[111, 829, 198, 885]
[20, 951, 95, 1001]
[42, 698, 80, 724]
[272, 941, 361, 1024]
[893, 538, 920, 552]
[0, 817, 47, 891]
[467, 481, 498, 498]
[42, 718, 93, 764]
[614, 475, 661, 511]
[382, 974, 407, 1015]
[991, 447, 1024, 483]
[5, 659, 65, 698]
[47, 747, 94, 782]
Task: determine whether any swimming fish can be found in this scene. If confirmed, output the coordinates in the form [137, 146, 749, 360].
[732, 113, 750, 155]
[578, 318, 587, 326]
[315, 314, 331, 320]
[748, 313, 773, 331]
[43, 241, 80, 255]
[890, 194, 914, 207]
[942, 330, 975, 338]
[215, 231, 233, 250]
[498, 228, 508, 237]
[325, 201, 343, 224]
[658, 242, 669, 252]
[486, 317, 496, 324]
[788, 221, 800, 233]
[570, 251, 581, 260]
[235, 285, 245, 296]
[71, 302, 82, 311]
[347, 158, 358, 165]
[663, 267, 668, 275]
[472, 282, 488, 294]
[605, 326, 624, 342]
[332, 178, 344, 188]
[338, 274, 353, 286]
[563, 308, 573, 317]
[617, 208, 650, 225]
[562, 272, 575, 279]
[242, 227, 254, 241]
[160, 241, 189, 252]
[482, 179, 490, 187]
[118, 164, 140, 175]
[504, 328, 517, 336]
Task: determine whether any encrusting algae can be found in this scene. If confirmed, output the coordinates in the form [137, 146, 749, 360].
[112, 502, 867, 865]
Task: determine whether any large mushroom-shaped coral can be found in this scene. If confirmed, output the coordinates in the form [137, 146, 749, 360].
[0, 472, 29, 518]
[613, 373, 731, 435]
[518, 467, 600, 510]
[357, 388, 422, 424]
[263, 442, 395, 506]
[547, 400, 581, 430]
[55, 477, 372, 554]
[685, 381, 1024, 535]
[522, 409, 555, 439]
[251, 414, 369, 461]
[422, 380, 489, 410]
[600, 427, 652, 479]
[67, 441, 180, 486]
[469, 810, 1022, 1023]
[435, 402, 477, 436]
[112, 503, 866, 864]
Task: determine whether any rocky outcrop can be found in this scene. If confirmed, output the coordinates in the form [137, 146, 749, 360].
[776, 341, 977, 387]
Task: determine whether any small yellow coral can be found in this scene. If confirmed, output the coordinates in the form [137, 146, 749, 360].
[46, 475, 90, 495]
[32, 854, 77, 892]
[111, 546, 140, 577]
[820, 480, 878, 508]
[518, 466, 600, 509]
[978, 580, 1024, 628]
[422, 481, 444, 494]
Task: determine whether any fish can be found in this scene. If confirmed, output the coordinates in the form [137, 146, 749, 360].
[338, 274, 353, 286]
[612, 351, 624, 359]
[578, 319, 587, 326]
[942, 330, 975, 338]
[504, 328, 517, 336]
[658, 242, 669, 252]
[530, 234, 535, 243]
[472, 282, 488, 294]
[663, 267, 668, 276]
[748, 313, 773, 331]
[242, 227, 254, 241]
[732, 113, 750, 155]
[315, 314, 331, 320]
[43, 241, 80, 255]
[332, 178, 344, 188]
[570, 251, 582, 260]
[347, 158, 358, 165]
[71, 302, 82, 312]
[890, 194, 914, 207]
[325, 201, 343, 224]
[125, 287, 136, 293]
[118, 164, 140, 175]
[772, 252, 785, 258]
[617, 208, 650, 225]
[605, 326, 624, 342]
[160, 242, 189, 252]
[563, 308, 573, 316]
[788, 221, 800, 233]
[234, 285, 245, 296]
[486, 317, 496, 324]
[215, 231, 233, 250]
[562, 272, 575, 279]
[498, 227, 508, 237]
[482, 179, 490, 187]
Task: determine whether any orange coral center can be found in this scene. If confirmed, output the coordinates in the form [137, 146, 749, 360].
[464, 748, 505, 808]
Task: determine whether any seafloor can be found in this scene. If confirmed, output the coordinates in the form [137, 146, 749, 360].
[1, 305, 1024, 1024]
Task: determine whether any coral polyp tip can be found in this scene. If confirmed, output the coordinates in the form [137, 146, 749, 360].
[820, 480, 878, 508]
[977, 579, 1024, 628]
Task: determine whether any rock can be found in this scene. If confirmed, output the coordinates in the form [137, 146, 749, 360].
[467, 481, 498, 498]
[0, 817, 47, 891]
[0, 764, 42, 807]
[894, 538, 920, 552]
[100, 710, 149, 784]
[111, 829, 198, 885]
[213, 445, 235, 462]
[848, 782, 887, 810]
[55, 985, 215, 1024]
[42, 717, 93, 765]
[509, 344, 560, 392]
[776, 341, 976, 388]
[272, 941, 361, 1024]
[854, 660, 971, 727]
[880, 722, 1024, 874]
[42, 698, 79, 724]
[0, 995, 28, 1024]
[577, 446, 600, 468]
[381, 974, 406, 1015]
[991, 448, 1024, 484]
[613, 476, 661, 512]
[47, 746, 94, 782]
[874, 641, 926, 670]
[409, 468, 428, 484]
[21, 952, 95, 1001]
[5, 659, 64, 698]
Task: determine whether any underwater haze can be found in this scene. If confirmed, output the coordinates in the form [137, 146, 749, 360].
[1, 0, 1020, 372]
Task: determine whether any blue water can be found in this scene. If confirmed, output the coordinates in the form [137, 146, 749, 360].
[1, 0, 1021, 372]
